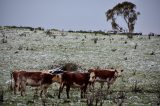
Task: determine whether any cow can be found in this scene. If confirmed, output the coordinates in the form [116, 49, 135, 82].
[11, 70, 57, 97]
[88, 68, 123, 90]
[58, 71, 90, 99]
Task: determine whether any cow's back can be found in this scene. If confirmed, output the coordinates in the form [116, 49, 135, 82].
[95, 70, 115, 78]
[72, 73, 90, 84]
[62, 72, 90, 85]
[29, 72, 42, 81]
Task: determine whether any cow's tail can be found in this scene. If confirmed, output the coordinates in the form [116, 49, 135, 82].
[10, 72, 13, 91]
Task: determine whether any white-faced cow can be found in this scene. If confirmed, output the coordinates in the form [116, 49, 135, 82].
[88, 68, 123, 90]
[11, 70, 57, 97]
[58, 71, 90, 99]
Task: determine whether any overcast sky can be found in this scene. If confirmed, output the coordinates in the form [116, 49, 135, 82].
[0, 0, 160, 34]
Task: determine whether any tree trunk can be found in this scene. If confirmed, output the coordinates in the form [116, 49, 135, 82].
[124, 16, 133, 38]
[127, 23, 133, 38]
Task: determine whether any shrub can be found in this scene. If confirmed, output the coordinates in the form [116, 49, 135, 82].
[131, 80, 143, 93]
[113, 91, 126, 106]
[111, 48, 117, 52]
[18, 45, 23, 50]
[127, 34, 133, 39]
[1, 38, 7, 43]
[45, 30, 52, 35]
[92, 38, 98, 44]
[134, 43, 138, 49]
[35, 27, 44, 31]
[124, 41, 127, 44]
[0, 85, 4, 103]
[150, 51, 155, 55]
[87, 89, 105, 106]
[19, 33, 27, 37]
[62, 62, 78, 71]
[132, 70, 137, 75]
[47, 62, 79, 71]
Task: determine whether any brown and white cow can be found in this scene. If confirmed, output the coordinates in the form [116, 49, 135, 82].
[11, 70, 57, 97]
[58, 71, 90, 99]
[88, 68, 123, 89]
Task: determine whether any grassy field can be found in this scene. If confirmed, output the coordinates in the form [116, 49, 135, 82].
[0, 27, 160, 106]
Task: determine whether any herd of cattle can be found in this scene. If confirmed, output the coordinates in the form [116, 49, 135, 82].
[10, 67, 123, 99]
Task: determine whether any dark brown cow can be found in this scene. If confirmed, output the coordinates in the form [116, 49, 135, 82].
[11, 70, 57, 97]
[58, 71, 90, 99]
[88, 68, 123, 89]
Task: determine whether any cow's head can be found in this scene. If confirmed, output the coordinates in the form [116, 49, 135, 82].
[52, 74, 62, 83]
[89, 72, 96, 82]
[115, 69, 124, 77]
[88, 69, 95, 73]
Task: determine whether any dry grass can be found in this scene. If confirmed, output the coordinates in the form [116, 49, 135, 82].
[0, 27, 160, 105]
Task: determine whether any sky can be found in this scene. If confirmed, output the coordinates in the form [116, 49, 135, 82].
[0, 0, 160, 34]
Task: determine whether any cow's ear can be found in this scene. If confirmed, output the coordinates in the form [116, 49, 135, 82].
[121, 70, 124, 72]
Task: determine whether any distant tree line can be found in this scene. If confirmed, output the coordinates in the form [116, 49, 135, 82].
[68, 30, 107, 35]
[68, 30, 144, 36]
[1, 26, 44, 31]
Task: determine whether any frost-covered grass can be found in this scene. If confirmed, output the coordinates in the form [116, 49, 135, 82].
[0, 28, 160, 105]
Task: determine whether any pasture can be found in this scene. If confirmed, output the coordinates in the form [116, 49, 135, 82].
[0, 27, 160, 106]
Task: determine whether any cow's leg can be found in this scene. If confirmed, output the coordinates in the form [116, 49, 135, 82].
[14, 80, 20, 95]
[40, 86, 43, 97]
[81, 87, 85, 98]
[80, 89, 83, 98]
[58, 83, 64, 99]
[43, 86, 49, 97]
[33, 87, 39, 98]
[40, 89, 43, 97]
[100, 82, 104, 89]
[81, 85, 88, 98]
[91, 82, 95, 90]
[18, 81, 22, 92]
[88, 82, 94, 91]
[21, 84, 25, 96]
[107, 81, 111, 90]
[40, 86, 46, 97]
[107, 82, 111, 93]
[13, 82, 17, 95]
[40, 84, 48, 97]
[80, 87, 84, 98]
[34, 87, 38, 95]
[66, 85, 70, 99]
[20, 81, 26, 96]
[108, 84, 110, 90]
